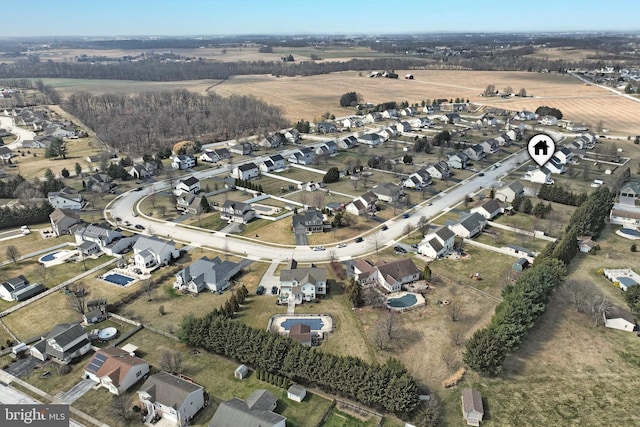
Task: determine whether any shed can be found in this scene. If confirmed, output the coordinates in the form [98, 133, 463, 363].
[461, 388, 484, 426]
[512, 258, 529, 272]
[235, 364, 249, 380]
[287, 384, 307, 402]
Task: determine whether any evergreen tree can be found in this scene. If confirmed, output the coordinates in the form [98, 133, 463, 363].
[200, 196, 211, 213]
[521, 197, 533, 214]
[463, 328, 506, 377]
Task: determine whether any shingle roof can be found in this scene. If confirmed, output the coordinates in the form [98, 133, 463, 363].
[435, 226, 455, 241]
[462, 388, 484, 414]
[280, 267, 327, 284]
[139, 372, 202, 409]
[85, 348, 147, 388]
[374, 258, 420, 282]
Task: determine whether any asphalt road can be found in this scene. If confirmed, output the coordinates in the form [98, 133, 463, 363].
[106, 147, 530, 263]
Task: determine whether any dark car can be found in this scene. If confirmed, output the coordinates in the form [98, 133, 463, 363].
[394, 246, 407, 253]
[402, 213, 410, 219]
[355, 237, 364, 243]
[134, 187, 143, 192]
[256, 285, 265, 295]
[479, 172, 485, 176]
[271, 286, 279, 295]
[381, 225, 388, 231]
[134, 224, 145, 230]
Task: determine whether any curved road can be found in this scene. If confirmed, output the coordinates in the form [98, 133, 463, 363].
[106, 148, 530, 263]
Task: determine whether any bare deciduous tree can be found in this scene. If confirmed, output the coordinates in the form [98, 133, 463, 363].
[66, 283, 88, 315]
[5, 245, 20, 263]
[160, 350, 183, 374]
[109, 394, 132, 426]
[36, 264, 50, 287]
[143, 279, 155, 301]
[588, 294, 612, 327]
[370, 231, 383, 254]
[440, 344, 457, 371]
[447, 298, 465, 322]
[449, 324, 465, 347]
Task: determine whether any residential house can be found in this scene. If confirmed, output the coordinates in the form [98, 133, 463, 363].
[445, 113, 461, 124]
[515, 111, 536, 121]
[0, 146, 15, 162]
[175, 176, 200, 194]
[84, 347, 150, 395]
[283, 129, 300, 144]
[372, 182, 402, 203]
[381, 109, 398, 119]
[259, 133, 286, 149]
[609, 181, 640, 230]
[448, 212, 487, 238]
[418, 226, 455, 259]
[287, 147, 314, 165]
[342, 117, 363, 128]
[403, 168, 432, 189]
[279, 261, 327, 304]
[176, 193, 202, 215]
[471, 198, 503, 220]
[83, 173, 114, 193]
[423, 104, 441, 114]
[364, 112, 382, 123]
[505, 129, 521, 142]
[292, 209, 330, 234]
[495, 134, 512, 147]
[75, 223, 123, 255]
[316, 122, 337, 133]
[259, 154, 286, 172]
[48, 186, 85, 209]
[43, 124, 76, 139]
[603, 306, 637, 332]
[315, 140, 338, 156]
[396, 121, 412, 134]
[400, 106, 416, 116]
[0, 276, 45, 302]
[49, 208, 81, 236]
[200, 148, 230, 163]
[133, 236, 180, 271]
[128, 162, 158, 180]
[171, 154, 196, 170]
[138, 372, 205, 427]
[480, 139, 499, 154]
[83, 299, 108, 325]
[464, 144, 485, 161]
[353, 258, 421, 292]
[345, 191, 378, 216]
[220, 200, 255, 224]
[496, 181, 524, 203]
[229, 142, 253, 155]
[461, 388, 484, 426]
[338, 135, 358, 150]
[554, 147, 573, 164]
[427, 161, 451, 180]
[420, 117, 434, 128]
[524, 166, 553, 184]
[173, 256, 243, 293]
[30, 323, 91, 364]
[545, 156, 566, 174]
[231, 163, 259, 180]
[357, 133, 384, 146]
[539, 115, 558, 126]
[209, 389, 286, 427]
[566, 122, 589, 132]
[448, 152, 469, 169]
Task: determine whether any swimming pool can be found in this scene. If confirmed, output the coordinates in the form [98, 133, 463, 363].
[617, 228, 640, 240]
[40, 250, 71, 262]
[281, 318, 325, 331]
[268, 314, 333, 335]
[103, 273, 135, 286]
[387, 293, 418, 308]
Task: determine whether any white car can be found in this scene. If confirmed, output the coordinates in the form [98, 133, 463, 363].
[313, 246, 326, 251]
[337, 243, 347, 248]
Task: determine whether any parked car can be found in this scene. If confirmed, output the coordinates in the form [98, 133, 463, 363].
[313, 246, 326, 251]
[337, 243, 347, 248]
[354, 237, 364, 243]
[271, 286, 279, 295]
[394, 246, 407, 253]
[135, 224, 145, 230]
[402, 213, 410, 218]
[256, 285, 265, 295]
[479, 172, 485, 176]
[381, 225, 388, 231]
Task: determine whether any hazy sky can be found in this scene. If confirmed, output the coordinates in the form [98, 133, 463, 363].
[5, 0, 639, 37]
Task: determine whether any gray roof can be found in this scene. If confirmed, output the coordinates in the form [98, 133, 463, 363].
[435, 226, 455, 241]
[476, 198, 502, 215]
[246, 389, 278, 411]
[280, 267, 327, 285]
[462, 388, 484, 414]
[133, 236, 177, 256]
[237, 162, 258, 172]
[604, 306, 636, 324]
[180, 176, 199, 186]
[288, 384, 306, 397]
[292, 209, 324, 228]
[176, 256, 242, 292]
[427, 237, 443, 252]
[140, 372, 203, 409]
[46, 323, 86, 347]
[456, 212, 486, 232]
[11, 283, 45, 301]
[209, 396, 285, 427]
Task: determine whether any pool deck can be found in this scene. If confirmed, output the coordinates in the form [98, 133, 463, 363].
[385, 291, 426, 312]
[98, 268, 140, 287]
[268, 314, 333, 334]
[39, 250, 79, 267]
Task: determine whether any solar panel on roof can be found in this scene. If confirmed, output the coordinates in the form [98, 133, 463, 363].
[86, 353, 108, 373]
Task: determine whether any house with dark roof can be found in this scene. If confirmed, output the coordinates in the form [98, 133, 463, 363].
[353, 258, 421, 292]
[372, 182, 402, 203]
[138, 372, 205, 427]
[427, 161, 451, 180]
[524, 166, 553, 184]
[133, 236, 180, 272]
[316, 122, 337, 133]
[461, 388, 484, 426]
[403, 168, 432, 189]
[260, 154, 286, 172]
[173, 256, 243, 293]
[48, 186, 85, 210]
[220, 200, 255, 224]
[283, 129, 300, 144]
[229, 142, 253, 155]
[471, 198, 503, 220]
[292, 209, 330, 234]
[357, 133, 384, 146]
[231, 162, 259, 180]
[175, 176, 200, 194]
[83, 347, 149, 395]
[199, 148, 230, 163]
[50, 208, 81, 236]
[496, 181, 524, 203]
[74, 223, 123, 255]
[480, 139, 499, 154]
[259, 133, 286, 149]
[345, 191, 378, 216]
[464, 144, 486, 161]
[448, 212, 487, 238]
[0, 276, 45, 302]
[603, 306, 637, 332]
[287, 147, 314, 165]
[279, 261, 327, 305]
[447, 152, 469, 170]
[610, 181, 640, 230]
[338, 135, 358, 150]
[83, 173, 114, 193]
[418, 226, 455, 259]
[176, 193, 202, 215]
[30, 323, 91, 364]
[128, 162, 158, 180]
[209, 389, 286, 427]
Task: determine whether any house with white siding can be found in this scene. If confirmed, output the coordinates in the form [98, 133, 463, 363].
[138, 372, 205, 427]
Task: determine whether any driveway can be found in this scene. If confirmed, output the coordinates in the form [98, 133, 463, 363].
[220, 222, 242, 234]
[56, 378, 95, 404]
[3, 356, 40, 378]
[294, 231, 308, 246]
[259, 261, 281, 290]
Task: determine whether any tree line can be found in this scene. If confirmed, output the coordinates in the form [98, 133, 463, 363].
[537, 184, 587, 206]
[179, 311, 420, 416]
[463, 186, 614, 376]
[64, 90, 289, 156]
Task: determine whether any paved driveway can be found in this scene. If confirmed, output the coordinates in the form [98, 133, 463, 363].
[295, 231, 308, 246]
[56, 378, 95, 404]
[3, 356, 40, 378]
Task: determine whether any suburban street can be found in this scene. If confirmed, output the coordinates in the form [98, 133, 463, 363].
[106, 146, 530, 263]
[0, 116, 36, 149]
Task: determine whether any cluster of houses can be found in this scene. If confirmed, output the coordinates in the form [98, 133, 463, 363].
[0, 275, 45, 302]
[2, 108, 81, 149]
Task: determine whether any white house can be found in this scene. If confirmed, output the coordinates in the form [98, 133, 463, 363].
[609, 181, 640, 230]
[554, 147, 573, 164]
[471, 198, 503, 220]
[171, 154, 196, 170]
[220, 200, 255, 224]
[418, 226, 455, 259]
[231, 163, 259, 180]
[427, 161, 451, 180]
[176, 193, 202, 214]
[464, 144, 485, 161]
[372, 182, 402, 203]
[357, 133, 384, 146]
[480, 139, 499, 154]
[0, 276, 45, 302]
[353, 258, 421, 292]
[283, 129, 300, 144]
[403, 168, 432, 189]
[200, 148, 230, 163]
[539, 115, 558, 126]
[448, 212, 487, 238]
[345, 191, 378, 216]
[287, 147, 314, 165]
[133, 236, 180, 272]
[448, 152, 469, 170]
[603, 306, 637, 332]
[229, 142, 253, 155]
[545, 156, 566, 174]
[524, 167, 553, 184]
[30, 323, 91, 363]
[48, 186, 85, 209]
[259, 133, 285, 149]
[138, 372, 205, 427]
[75, 223, 123, 255]
[496, 181, 524, 203]
[173, 256, 243, 293]
[84, 347, 149, 395]
[49, 208, 81, 236]
[279, 261, 327, 305]
[210, 389, 286, 427]
[260, 154, 286, 172]
[175, 176, 200, 194]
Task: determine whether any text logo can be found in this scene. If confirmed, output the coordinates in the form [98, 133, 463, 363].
[2, 405, 68, 427]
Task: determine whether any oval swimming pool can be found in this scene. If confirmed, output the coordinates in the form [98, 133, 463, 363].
[387, 293, 418, 308]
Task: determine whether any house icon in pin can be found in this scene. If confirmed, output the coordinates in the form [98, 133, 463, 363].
[533, 140, 548, 156]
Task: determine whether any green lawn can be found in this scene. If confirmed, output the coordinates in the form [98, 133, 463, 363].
[322, 408, 379, 427]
